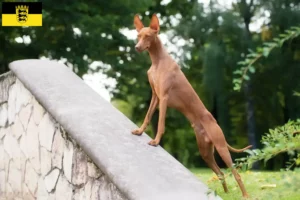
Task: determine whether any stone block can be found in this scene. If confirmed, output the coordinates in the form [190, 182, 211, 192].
[91, 179, 101, 200]
[15, 79, 32, 114]
[0, 103, 8, 127]
[40, 147, 51, 176]
[55, 175, 72, 200]
[44, 168, 60, 192]
[22, 183, 35, 200]
[63, 140, 73, 182]
[7, 84, 17, 124]
[51, 129, 64, 169]
[4, 151, 10, 181]
[11, 115, 25, 139]
[0, 127, 6, 139]
[24, 161, 39, 196]
[0, 72, 16, 103]
[19, 103, 32, 132]
[38, 113, 55, 151]
[0, 144, 4, 170]
[72, 150, 87, 186]
[8, 161, 22, 193]
[33, 98, 45, 125]
[37, 177, 49, 200]
[0, 170, 5, 195]
[73, 187, 86, 200]
[88, 161, 101, 179]
[26, 118, 40, 173]
[84, 179, 93, 199]
[3, 133, 21, 167]
[6, 182, 13, 199]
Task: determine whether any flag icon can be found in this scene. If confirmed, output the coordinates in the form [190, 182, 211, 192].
[2, 2, 42, 26]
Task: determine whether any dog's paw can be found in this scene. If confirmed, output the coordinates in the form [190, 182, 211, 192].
[131, 128, 143, 136]
[148, 139, 159, 146]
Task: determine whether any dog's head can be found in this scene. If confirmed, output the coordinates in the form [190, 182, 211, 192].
[133, 14, 160, 52]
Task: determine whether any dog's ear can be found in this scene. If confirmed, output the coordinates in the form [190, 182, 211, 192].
[149, 14, 160, 32]
[134, 14, 144, 32]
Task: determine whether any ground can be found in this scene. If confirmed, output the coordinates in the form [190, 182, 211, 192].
[191, 168, 300, 200]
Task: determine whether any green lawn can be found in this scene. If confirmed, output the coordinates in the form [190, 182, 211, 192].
[191, 168, 300, 200]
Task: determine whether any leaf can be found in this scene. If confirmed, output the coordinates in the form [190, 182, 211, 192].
[242, 163, 247, 172]
[244, 149, 254, 155]
[243, 74, 250, 81]
[233, 70, 242, 75]
[237, 61, 246, 65]
[261, 184, 277, 189]
[233, 85, 241, 91]
[249, 66, 256, 73]
[263, 47, 270, 57]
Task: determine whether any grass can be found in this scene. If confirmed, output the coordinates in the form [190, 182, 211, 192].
[191, 168, 300, 200]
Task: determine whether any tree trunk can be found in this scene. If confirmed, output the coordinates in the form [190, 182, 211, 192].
[239, 0, 259, 169]
[244, 83, 259, 169]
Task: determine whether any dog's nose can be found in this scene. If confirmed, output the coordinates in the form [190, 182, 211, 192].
[135, 45, 140, 52]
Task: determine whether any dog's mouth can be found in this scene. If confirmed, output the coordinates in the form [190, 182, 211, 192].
[137, 46, 149, 52]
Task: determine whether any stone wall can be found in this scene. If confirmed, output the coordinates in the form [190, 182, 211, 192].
[0, 72, 127, 200]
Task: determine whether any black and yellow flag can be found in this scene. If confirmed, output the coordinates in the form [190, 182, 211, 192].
[2, 2, 42, 26]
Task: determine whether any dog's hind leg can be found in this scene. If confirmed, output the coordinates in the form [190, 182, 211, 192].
[198, 112, 249, 197]
[214, 142, 249, 198]
[193, 124, 229, 193]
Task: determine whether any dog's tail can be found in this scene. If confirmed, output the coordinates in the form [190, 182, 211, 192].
[227, 143, 252, 153]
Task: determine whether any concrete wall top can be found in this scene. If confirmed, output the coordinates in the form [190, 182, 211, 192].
[9, 59, 221, 200]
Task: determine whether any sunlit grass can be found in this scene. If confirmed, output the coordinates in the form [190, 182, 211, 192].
[191, 168, 300, 200]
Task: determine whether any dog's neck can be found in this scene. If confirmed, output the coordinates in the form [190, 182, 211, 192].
[148, 36, 169, 66]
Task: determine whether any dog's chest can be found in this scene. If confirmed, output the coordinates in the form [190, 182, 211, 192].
[148, 70, 161, 94]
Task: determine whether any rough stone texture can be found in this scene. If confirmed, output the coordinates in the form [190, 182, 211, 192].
[33, 98, 45, 125]
[0, 170, 5, 194]
[0, 127, 6, 139]
[51, 128, 65, 169]
[0, 60, 221, 200]
[88, 161, 101, 178]
[40, 147, 52, 176]
[55, 175, 72, 200]
[0, 72, 16, 103]
[0, 72, 129, 199]
[0, 103, 8, 127]
[3, 133, 21, 167]
[25, 161, 39, 195]
[15, 79, 32, 114]
[11, 115, 25, 139]
[26, 117, 40, 173]
[38, 113, 55, 151]
[44, 168, 60, 192]
[7, 84, 17, 124]
[22, 183, 35, 200]
[63, 140, 74, 182]
[37, 177, 49, 200]
[8, 161, 22, 193]
[19, 103, 32, 132]
[72, 150, 88, 186]
[0, 144, 4, 170]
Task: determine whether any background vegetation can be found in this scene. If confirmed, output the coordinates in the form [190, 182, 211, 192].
[1, 0, 300, 172]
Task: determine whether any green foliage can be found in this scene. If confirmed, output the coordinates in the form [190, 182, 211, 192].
[192, 168, 300, 200]
[236, 120, 300, 170]
[233, 25, 300, 91]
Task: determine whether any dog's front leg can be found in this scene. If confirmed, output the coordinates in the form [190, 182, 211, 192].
[132, 90, 158, 135]
[148, 95, 168, 146]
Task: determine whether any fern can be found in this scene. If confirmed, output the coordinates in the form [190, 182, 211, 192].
[233, 25, 300, 91]
[235, 120, 300, 170]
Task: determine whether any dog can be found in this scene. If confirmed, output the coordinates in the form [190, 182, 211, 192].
[131, 13, 251, 198]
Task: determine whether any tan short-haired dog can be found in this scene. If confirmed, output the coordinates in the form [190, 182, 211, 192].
[131, 13, 251, 198]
